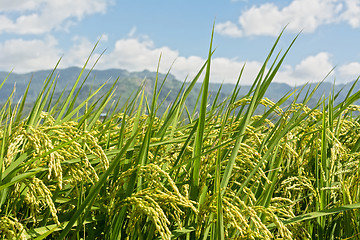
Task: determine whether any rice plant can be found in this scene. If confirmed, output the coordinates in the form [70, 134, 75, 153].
[1, 26, 360, 240]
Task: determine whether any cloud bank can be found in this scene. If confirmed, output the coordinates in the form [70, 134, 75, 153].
[0, 0, 111, 34]
[216, 0, 360, 37]
[2, 33, 357, 86]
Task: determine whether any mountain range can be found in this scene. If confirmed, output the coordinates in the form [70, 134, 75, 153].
[0, 67, 359, 113]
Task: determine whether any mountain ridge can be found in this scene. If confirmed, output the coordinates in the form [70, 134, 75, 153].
[0, 67, 359, 111]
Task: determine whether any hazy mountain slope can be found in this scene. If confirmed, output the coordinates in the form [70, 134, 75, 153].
[0, 67, 359, 113]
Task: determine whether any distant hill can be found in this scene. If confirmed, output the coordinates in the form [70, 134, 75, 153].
[0, 67, 359, 114]
[0, 67, 204, 115]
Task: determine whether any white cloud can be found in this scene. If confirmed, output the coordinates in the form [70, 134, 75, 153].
[276, 52, 335, 85]
[0, 34, 110, 73]
[340, 0, 360, 27]
[293, 52, 334, 79]
[170, 51, 335, 86]
[338, 62, 360, 80]
[92, 35, 339, 86]
[168, 56, 205, 81]
[0, 36, 62, 72]
[168, 57, 261, 84]
[96, 38, 179, 73]
[61, 36, 102, 68]
[0, 0, 43, 12]
[0, 0, 112, 34]
[0, 34, 347, 86]
[215, 21, 243, 37]
[216, 0, 353, 37]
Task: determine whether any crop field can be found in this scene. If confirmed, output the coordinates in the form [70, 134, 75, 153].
[1, 29, 360, 239]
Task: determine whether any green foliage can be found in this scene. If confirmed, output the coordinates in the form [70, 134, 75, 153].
[1, 29, 360, 240]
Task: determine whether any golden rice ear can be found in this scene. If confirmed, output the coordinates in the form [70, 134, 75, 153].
[0, 216, 27, 240]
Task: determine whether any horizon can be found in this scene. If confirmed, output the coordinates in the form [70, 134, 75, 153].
[1, 65, 355, 88]
[0, 0, 359, 86]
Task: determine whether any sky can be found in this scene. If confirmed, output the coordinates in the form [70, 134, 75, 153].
[0, 0, 360, 86]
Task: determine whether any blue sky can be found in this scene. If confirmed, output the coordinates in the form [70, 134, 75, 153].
[0, 0, 360, 86]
